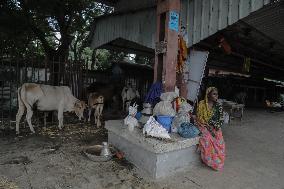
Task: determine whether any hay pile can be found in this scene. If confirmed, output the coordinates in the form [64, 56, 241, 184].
[0, 177, 19, 189]
[38, 123, 101, 142]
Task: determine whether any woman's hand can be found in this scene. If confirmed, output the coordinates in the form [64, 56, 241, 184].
[191, 114, 196, 120]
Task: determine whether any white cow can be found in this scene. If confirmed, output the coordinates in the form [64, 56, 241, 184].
[87, 92, 104, 127]
[121, 86, 140, 111]
[16, 83, 86, 134]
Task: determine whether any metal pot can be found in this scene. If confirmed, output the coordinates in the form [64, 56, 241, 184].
[100, 142, 112, 157]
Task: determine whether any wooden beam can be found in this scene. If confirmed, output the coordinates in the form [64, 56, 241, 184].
[231, 51, 284, 72]
[239, 20, 284, 48]
[199, 41, 284, 72]
[221, 31, 284, 69]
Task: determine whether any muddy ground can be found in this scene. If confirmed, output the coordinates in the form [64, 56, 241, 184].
[0, 109, 284, 189]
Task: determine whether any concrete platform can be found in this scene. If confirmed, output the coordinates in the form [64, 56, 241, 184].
[105, 120, 200, 179]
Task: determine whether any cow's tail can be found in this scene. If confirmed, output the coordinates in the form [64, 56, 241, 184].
[16, 86, 26, 134]
[17, 86, 25, 110]
[18, 84, 32, 109]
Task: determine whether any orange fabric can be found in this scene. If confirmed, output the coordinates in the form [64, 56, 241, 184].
[177, 36, 188, 73]
[219, 37, 231, 54]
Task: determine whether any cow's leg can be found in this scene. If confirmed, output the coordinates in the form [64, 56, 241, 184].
[57, 106, 64, 130]
[16, 103, 25, 135]
[88, 108, 92, 122]
[95, 106, 101, 128]
[94, 107, 98, 127]
[43, 112, 48, 130]
[96, 114, 101, 127]
[98, 104, 103, 127]
[26, 106, 35, 133]
[122, 98, 125, 111]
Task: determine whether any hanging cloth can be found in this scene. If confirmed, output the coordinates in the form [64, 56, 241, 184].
[243, 57, 251, 73]
[177, 35, 188, 73]
[144, 81, 163, 107]
[218, 37, 232, 54]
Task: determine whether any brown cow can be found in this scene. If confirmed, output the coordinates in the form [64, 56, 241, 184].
[87, 92, 104, 127]
[86, 82, 121, 110]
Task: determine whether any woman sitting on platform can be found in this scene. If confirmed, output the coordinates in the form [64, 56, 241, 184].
[197, 87, 225, 171]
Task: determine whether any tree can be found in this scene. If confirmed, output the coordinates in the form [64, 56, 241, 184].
[0, 0, 112, 84]
[134, 54, 153, 65]
[0, 1, 42, 58]
[69, 2, 113, 62]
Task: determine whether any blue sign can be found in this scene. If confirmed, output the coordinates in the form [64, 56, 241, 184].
[169, 11, 179, 32]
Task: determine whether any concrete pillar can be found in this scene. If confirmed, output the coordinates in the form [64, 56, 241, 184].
[154, 0, 181, 92]
[176, 72, 187, 98]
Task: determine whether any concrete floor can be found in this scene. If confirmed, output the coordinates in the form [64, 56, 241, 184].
[157, 109, 284, 189]
[0, 109, 283, 189]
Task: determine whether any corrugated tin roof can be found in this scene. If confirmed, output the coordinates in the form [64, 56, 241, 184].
[89, 8, 156, 53]
[114, 0, 155, 12]
[243, 0, 284, 46]
[89, 0, 272, 51]
[183, 0, 272, 47]
[95, 0, 155, 11]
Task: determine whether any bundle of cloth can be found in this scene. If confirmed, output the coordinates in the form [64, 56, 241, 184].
[153, 92, 178, 117]
[124, 103, 139, 132]
[172, 101, 193, 133]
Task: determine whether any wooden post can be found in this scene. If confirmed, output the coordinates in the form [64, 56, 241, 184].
[154, 0, 181, 92]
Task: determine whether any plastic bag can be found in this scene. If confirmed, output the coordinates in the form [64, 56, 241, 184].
[153, 101, 176, 116]
[178, 122, 200, 138]
[143, 116, 171, 139]
[160, 92, 178, 101]
[124, 103, 139, 132]
[172, 102, 192, 133]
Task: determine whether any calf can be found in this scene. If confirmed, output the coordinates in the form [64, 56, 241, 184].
[16, 83, 86, 134]
[121, 86, 140, 111]
[87, 92, 104, 127]
[86, 82, 121, 110]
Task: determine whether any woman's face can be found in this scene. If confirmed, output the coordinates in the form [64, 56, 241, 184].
[208, 89, 218, 102]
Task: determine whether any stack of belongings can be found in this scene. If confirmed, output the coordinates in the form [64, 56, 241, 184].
[141, 90, 200, 139]
[124, 103, 139, 132]
[139, 103, 153, 125]
[142, 92, 178, 139]
[173, 101, 200, 138]
[153, 92, 178, 117]
[153, 92, 178, 133]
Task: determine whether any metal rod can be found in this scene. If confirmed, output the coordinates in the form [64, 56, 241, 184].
[52, 56, 55, 85]
[1, 58, 4, 128]
[37, 58, 40, 83]
[45, 58, 47, 84]
[58, 56, 61, 86]
[9, 59, 12, 128]
[32, 58, 35, 82]
[16, 59, 19, 126]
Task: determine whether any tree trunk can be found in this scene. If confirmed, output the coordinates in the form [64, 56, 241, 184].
[90, 49, 97, 70]
[46, 52, 68, 86]
[46, 34, 73, 86]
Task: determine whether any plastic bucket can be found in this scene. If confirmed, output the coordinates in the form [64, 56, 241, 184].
[156, 115, 174, 133]
[135, 111, 142, 120]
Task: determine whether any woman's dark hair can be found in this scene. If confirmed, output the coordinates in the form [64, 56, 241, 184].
[207, 88, 218, 97]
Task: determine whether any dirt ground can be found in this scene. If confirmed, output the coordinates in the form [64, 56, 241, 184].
[0, 109, 284, 189]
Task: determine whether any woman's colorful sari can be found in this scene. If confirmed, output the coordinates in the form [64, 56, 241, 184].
[197, 87, 225, 171]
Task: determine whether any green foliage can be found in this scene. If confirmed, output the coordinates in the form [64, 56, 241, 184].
[95, 49, 111, 70]
[134, 55, 153, 65]
[0, 0, 146, 71]
[0, 0, 113, 60]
